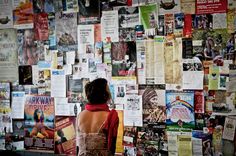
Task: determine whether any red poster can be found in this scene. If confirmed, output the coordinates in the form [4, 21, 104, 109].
[34, 13, 49, 41]
[183, 14, 192, 38]
[196, 0, 227, 14]
[194, 91, 204, 113]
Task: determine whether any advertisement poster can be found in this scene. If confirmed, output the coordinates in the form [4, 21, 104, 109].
[0, 29, 18, 82]
[55, 116, 76, 155]
[166, 91, 195, 131]
[13, 0, 34, 29]
[196, 0, 227, 14]
[24, 96, 54, 150]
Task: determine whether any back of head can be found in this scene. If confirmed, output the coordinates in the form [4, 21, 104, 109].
[85, 78, 111, 104]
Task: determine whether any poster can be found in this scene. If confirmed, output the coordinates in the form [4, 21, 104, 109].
[178, 135, 192, 156]
[78, 0, 100, 24]
[101, 10, 119, 42]
[139, 85, 166, 125]
[55, 116, 76, 155]
[158, 0, 181, 15]
[0, 29, 18, 82]
[51, 70, 66, 97]
[182, 59, 204, 90]
[196, 0, 227, 14]
[17, 29, 43, 65]
[13, 0, 34, 29]
[166, 91, 195, 131]
[180, 0, 195, 14]
[11, 92, 25, 119]
[124, 95, 143, 126]
[55, 12, 77, 51]
[77, 25, 95, 54]
[111, 42, 136, 77]
[0, 0, 13, 29]
[164, 38, 182, 89]
[222, 117, 236, 141]
[139, 4, 158, 35]
[113, 6, 139, 28]
[34, 13, 49, 41]
[24, 96, 54, 150]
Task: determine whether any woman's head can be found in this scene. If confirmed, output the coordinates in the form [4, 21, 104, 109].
[85, 78, 111, 104]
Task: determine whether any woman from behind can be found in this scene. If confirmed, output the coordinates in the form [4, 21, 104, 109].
[77, 78, 119, 156]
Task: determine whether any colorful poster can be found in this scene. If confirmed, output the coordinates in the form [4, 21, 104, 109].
[24, 96, 54, 150]
[164, 14, 174, 36]
[0, 0, 13, 29]
[0, 29, 18, 82]
[194, 91, 204, 113]
[13, 0, 34, 29]
[55, 116, 76, 155]
[139, 4, 158, 35]
[227, 9, 236, 34]
[166, 91, 195, 131]
[55, 12, 77, 51]
[196, 0, 227, 14]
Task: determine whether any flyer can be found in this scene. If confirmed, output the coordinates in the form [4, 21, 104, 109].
[101, 10, 119, 42]
[196, 0, 227, 14]
[166, 91, 195, 131]
[55, 116, 76, 155]
[24, 96, 54, 150]
[0, 0, 13, 29]
[0, 29, 18, 82]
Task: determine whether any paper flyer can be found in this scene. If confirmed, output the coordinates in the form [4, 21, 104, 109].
[0, 0, 13, 29]
[0, 29, 18, 82]
[196, 0, 227, 14]
[180, 0, 195, 14]
[124, 95, 143, 126]
[77, 25, 95, 54]
[101, 10, 119, 42]
[222, 117, 236, 141]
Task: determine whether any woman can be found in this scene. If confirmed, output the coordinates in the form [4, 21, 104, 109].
[77, 78, 119, 156]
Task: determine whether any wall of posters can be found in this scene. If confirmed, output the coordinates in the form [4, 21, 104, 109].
[0, 0, 236, 154]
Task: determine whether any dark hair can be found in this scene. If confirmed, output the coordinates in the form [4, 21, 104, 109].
[85, 78, 111, 104]
[34, 109, 44, 122]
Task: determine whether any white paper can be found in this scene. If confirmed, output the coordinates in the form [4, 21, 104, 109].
[182, 59, 204, 90]
[11, 92, 25, 119]
[124, 95, 143, 126]
[101, 10, 119, 42]
[55, 97, 81, 116]
[66, 51, 75, 64]
[77, 25, 95, 54]
[192, 137, 203, 156]
[51, 69, 66, 97]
